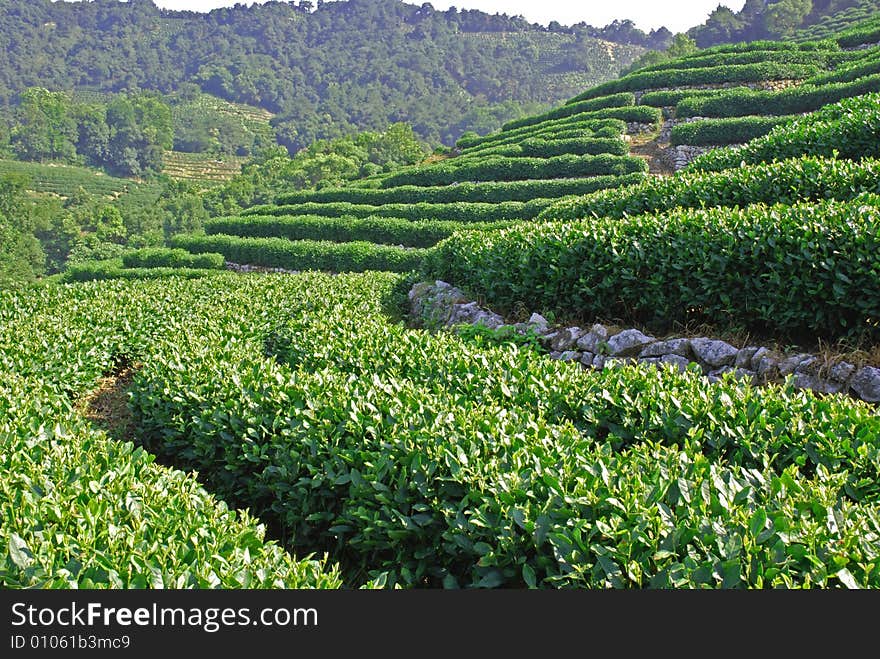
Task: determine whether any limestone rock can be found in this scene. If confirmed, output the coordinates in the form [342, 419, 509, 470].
[576, 324, 608, 353]
[778, 353, 813, 377]
[851, 366, 880, 403]
[607, 329, 655, 357]
[660, 354, 692, 372]
[735, 347, 760, 370]
[550, 327, 586, 352]
[794, 374, 843, 395]
[559, 351, 582, 362]
[639, 338, 691, 359]
[829, 361, 856, 383]
[579, 352, 595, 367]
[527, 313, 549, 333]
[691, 338, 738, 368]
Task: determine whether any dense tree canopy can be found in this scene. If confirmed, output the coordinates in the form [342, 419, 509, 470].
[0, 0, 649, 150]
[688, 0, 880, 46]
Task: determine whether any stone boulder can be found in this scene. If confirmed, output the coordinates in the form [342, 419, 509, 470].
[607, 329, 655, 357]
[691, 338, 738, 368]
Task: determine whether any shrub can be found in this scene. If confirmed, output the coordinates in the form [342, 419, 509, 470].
[670, 115, 795, 146]
[427, 198, 880, 341]
[170, 234, 426, 273]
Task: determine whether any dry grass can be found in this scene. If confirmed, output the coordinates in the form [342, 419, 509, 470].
[75, 363, 138, 443]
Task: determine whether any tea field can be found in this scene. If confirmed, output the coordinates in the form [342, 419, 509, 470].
[3, 17, 880, 589]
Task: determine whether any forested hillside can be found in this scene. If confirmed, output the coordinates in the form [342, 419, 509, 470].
[689, 0, 880, 46]
[0, 0, 658, 150]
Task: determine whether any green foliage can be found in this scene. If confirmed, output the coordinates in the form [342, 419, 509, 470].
[245, 199, 558, 224]
[502, 106, 660, 134]
[567, 63, 820, 104]
[454, 137, 629, 160]
[201, 123, 428, 215]
[378, 154, 647, 189]
[273, 174, 645, 207]
[63, 259, 222, 283]
[765, 0, 814, 37]
[67, 272, 875, 589]
[671, 115, 796, 146]
[802, 49, 880, 86]
[688, 92, 880, 171]
[105, 93, 173, 177]
[0, 370, 341, 588]
[205, 215, 513, 250]
[639, 87, 752, 107]
[501, 93, 635, 131]
[456, 118, 626, 152]
[10, 88, 77, 163]
[428, 198, 880, 342]
[170, 234, 426, 274]
[541, 157, 880, 221]
[122, 247, 226, 270]
[0, 0, 647, 150]
[454, 322, 545, 354]
[833, 15, 880, 47]
[171, 93, 274, 157]
[676, 72, 880, 117]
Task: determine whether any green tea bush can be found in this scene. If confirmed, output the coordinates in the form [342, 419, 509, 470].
[688, 93, 880, 171]
[676, 73, 880, 117]
[170, 234, 426, 273]
[379, 153, 647, 188]
[501, 92, 635, 131]
[205, 215, 514, 249]
[428, 199, 880, 341]
[274, 174, 645, 207]
[541, 157, 880, 220]
[456, 119, 625, 152]
[122, 247, 226, 270]
[567, 63, 820, 104]
[247, 199, 558, 223]
[117, 273, 880, 588]
[670, 116, 795, 146]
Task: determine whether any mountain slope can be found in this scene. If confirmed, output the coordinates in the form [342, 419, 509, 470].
[0, 0, 649, 150]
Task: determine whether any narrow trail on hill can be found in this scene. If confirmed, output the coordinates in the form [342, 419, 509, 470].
[629, 133, 674, 176]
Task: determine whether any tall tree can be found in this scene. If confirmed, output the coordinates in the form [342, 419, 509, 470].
[10, 88, 77, 162]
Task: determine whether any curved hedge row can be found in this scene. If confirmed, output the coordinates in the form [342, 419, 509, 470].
[377, 153, 647, 189]
[458, 126, 622, 157]
[0, 373, 343, 589]
[427, 198, 880, 341]
[501, 92, 635, 131]
[122, 247, 226, 270]
[499, 106, 661, 135]
[455, 119, 625, 152]
[63, 260, 222, 283]
[539, 157, 880, 221]
[836, 17, 880, 48]
[639, 87, 752, 108]
[205, 215, 514, 249]
[274, 174, 645, 207]
[567, 62, 820, 104]
[455, 137, 629, 160]
[676, 72, 880, 117]
[688, 93, 880, 171]
[636, 49, 837, 75]
[170, 234, 426, 273]
[688, 40, 837, 56]
[127, 272, 880, 589]
[670, 115, 795, 146]
[803, 51, 880, 86]
[246, 199, 557, 223]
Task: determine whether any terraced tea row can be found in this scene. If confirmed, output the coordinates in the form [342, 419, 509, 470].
[428, 198, 880, 343]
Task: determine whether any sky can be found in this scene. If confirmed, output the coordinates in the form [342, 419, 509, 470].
[150, 1, 748, 33]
